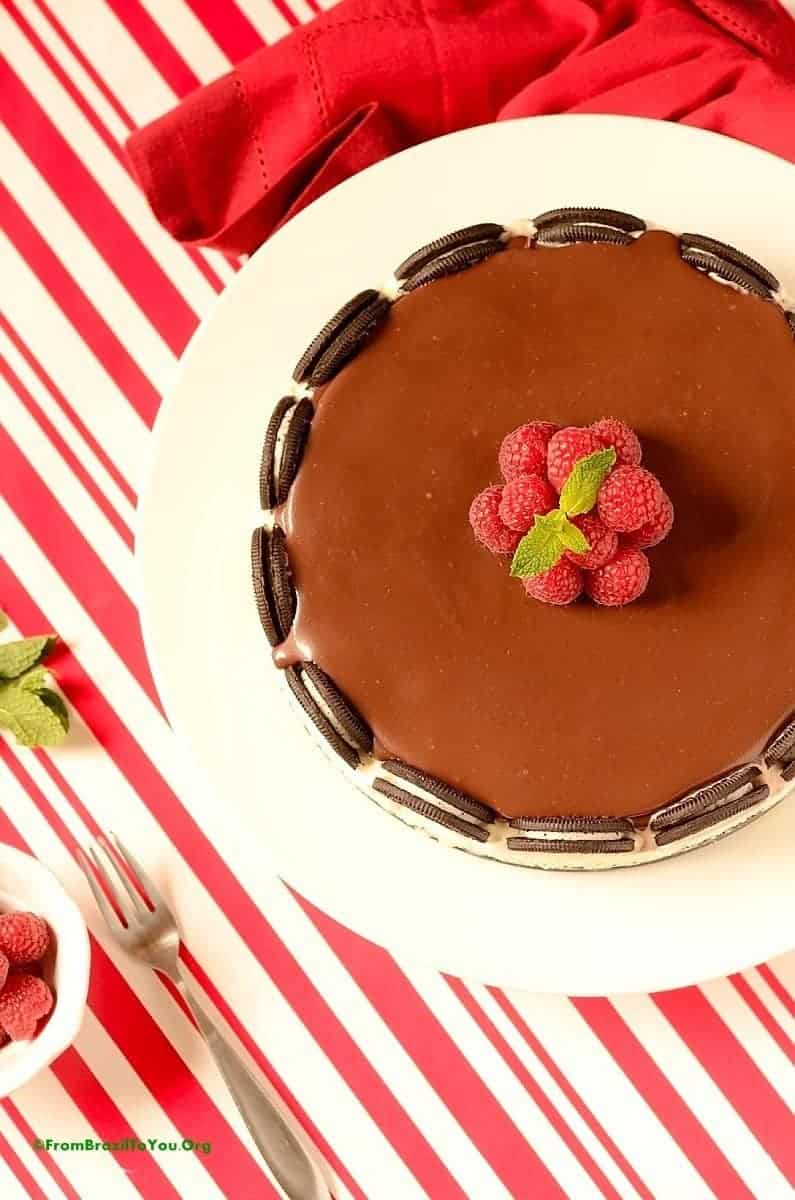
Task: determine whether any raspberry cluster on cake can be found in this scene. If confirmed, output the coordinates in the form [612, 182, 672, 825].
[251, 209, 795, 865]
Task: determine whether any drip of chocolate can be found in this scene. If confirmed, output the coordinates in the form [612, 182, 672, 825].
[278, 232, 795, 820]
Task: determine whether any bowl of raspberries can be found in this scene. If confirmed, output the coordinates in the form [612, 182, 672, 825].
[0, 844, 90, 1097]
[469, 417, 674, 606]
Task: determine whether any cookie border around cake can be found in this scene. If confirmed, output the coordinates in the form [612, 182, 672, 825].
[250, 208, 795, 869]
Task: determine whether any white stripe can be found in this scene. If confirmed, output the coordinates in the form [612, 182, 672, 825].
[136, 0, 231, 82]
[398, 963, 602, 1200]
[743, 968, 795, 1044]
[505, 991, 714, 1200]
[1, 386, 137, 602]
[3, 127, 177, 391]
[699, 978, 795, 1109]
[1, 237, 148, 490]
[234, 0, 295, 41]
[468, 984, 643, 1200]
[15, 0, 236, 289]
[12, 1068, 142, 1200]
[49, 0, 175, 125]
[73, 1010, 229, 1200]
[3, 10, 220, 316]
[0, 1151, 35, 1200]
[767, 951, 795, 1000]
[613, 994, 792, 1199]
[0, 1108, 68, 1200]
[16, 0, 130, 142]
[0, 327, 137, 530]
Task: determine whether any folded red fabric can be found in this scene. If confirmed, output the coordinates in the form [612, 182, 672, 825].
[126, 0, 795, 255]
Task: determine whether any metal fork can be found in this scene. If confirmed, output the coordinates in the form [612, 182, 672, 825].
[78, 833, 330, 1200]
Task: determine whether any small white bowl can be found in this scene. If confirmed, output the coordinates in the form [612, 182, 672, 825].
[0, 844, 90, 1097]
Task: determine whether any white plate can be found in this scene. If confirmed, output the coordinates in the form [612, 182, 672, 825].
[139, 116, 795, 994]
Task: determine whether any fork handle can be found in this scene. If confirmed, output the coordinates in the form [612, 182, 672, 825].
[174, 969, 330, 1199]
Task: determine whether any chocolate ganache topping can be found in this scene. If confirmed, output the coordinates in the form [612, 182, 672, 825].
[277, 231, 795, 820]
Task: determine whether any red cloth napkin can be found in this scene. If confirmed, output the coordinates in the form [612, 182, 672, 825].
[127, 0, 795, 256]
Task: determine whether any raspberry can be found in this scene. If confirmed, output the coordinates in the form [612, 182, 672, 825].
[0, 912, 50, 965]
[585, 548, 650, 607]
[591, 417, 642, 467]
[623, 489, 674, 549]
[498, 422, 559, 481]
[546, 427, 604, 492]
[597, 466, 665, 533]
[0, 972, 54, 1040]
[0, 1029, 8, 1049]
[469, 486, 521, 555]
[524, 559, 584, 606]
[565, 514, 619, 571]
[0, 951, 7, 992]
[498, 474, 557, 532]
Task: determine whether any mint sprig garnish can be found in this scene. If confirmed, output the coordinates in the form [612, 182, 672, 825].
[0, 631, 69, 748]
[510, 448, 616, 580]
[559, 447, 616, 516]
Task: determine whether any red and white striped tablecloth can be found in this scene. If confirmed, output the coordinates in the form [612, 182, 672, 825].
[2, 3, 794, 1197]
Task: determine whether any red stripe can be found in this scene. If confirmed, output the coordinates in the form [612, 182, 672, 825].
[300, 896, 568, 1200]
[729, 974, 795, 1061]
[0, 1130, 48, 1200]
[757, 964, 795, 1020]
[51, 1047, 182, 1200]
[1, 316, 138, 506]
[101, 0, 201, 96]
[0, 429, 160, 706]
[180, 946, 368, 1200]
[0, 567, 465, 1200]
[2, 183, 163, 427]
[13, 0, 228, 297]
[2, 63, 197, 359]
[182, 0, 265, 59]
[2, 356, 134, 550]
[444, 978, 625, 1200]
[573, 997, 756, 1200]
[653, 987, 795, 1184]
[487, 989, 656, 1200]
[2, 1102, 82, 1200]
[0, 752, 282, 1200]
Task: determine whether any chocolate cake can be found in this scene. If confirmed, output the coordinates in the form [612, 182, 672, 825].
[252, 209, 795, 865]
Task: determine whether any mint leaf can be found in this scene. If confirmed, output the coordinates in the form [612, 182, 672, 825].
[557, 518, 590, 555]
[0, 635, 57, 680]
[0, 678, 68, 747]
[510, 513, 567, 579]
[39, 689, 70, 735]
[559, 448, 617, 517]
[0, 612, 7, 632]
[18, 667, 48, 694]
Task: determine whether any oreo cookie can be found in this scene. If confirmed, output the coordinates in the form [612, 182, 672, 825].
[302, 663, 373, 753]
[654, 784, 769, 847]
[259, 396, 294, 509]
[284, 666, 360, 769]
[307, 296, 391, 386]
[650, 764, 761, 833]
[400, 240, 505, 293]
[786, 311, 795, 338]
[250, 527, 281, 647]
[534, 207, 646, 235]
[380, 759, 495, 823]
[267, 528, 295, 635]
[394, 223, 506, 282]
[764, 716, 795, 768]
[509, 814, 633, 834]
[293, 289, 380, 383]
[506, 836, 635, 854]
[536, 223, 635, 247]
[276, 398, 314, 504]
[372, 777, 489, 842]
[679, 233, 778, 296]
